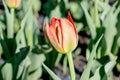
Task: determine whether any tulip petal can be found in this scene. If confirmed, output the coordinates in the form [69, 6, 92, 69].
[67, 12, 78, 43]
[67, 12, 75, 26]
[50, 18, 62, 45]
[5, 0, 21, 8]
[16, 0, 21, 7]
[45, 20, 65, 53]
[59, 18, 78, 53]
[55, 21, 62, 46]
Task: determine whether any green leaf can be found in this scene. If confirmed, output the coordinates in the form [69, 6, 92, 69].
[16, 0, 34, 52]
[17, 57, 31, 80]
[0, 47, 30, 80]
[1, 63, 12, 80]
[42, 63, 61, 80]
[0, 21, 5, 32]
[2, 0, 14, 38]
[0, 37, 10, 60]
[81, 1, 96, 39]
[24, 6, 38, 47]
[32, 0, 41, 11]
[11, 47, 30, 80]
[1, 0, 9, 16]
[4, 38, 17, 57]
[89, 56, 116, 80]
[89, 67, 101, 80]
[103, 3, 117, 53]
[98, 1, 111, 21]
[70, 2, 83, 20]
[80, 35, 103, 80]
[28, 54, 45, 80]
[50, 5, 61, 19]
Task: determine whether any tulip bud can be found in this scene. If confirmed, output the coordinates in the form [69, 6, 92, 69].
[5, 0, 21, 8]
[45, 12, 78, 54]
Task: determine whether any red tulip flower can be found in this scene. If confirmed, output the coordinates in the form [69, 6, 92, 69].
[5, 0, 21, 8]
[45, 12, 78, 54]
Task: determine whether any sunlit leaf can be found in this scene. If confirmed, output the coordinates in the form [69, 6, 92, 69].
[103, 3, 118, 53]
[0, 37, 10, 60]
[81, 1, 96, 39]
[42, 63, 61, 80]
[28, 54, 45, 80]
[80, 35, 103, 80]
[89, 57, 116, 80]
[1, 63, 12, 80]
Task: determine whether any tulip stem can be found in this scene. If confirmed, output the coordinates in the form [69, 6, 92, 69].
[7, 8, 14, 38]
[94, 0, 99, 27]
[67, 52, 75, 80]
[11, 8, 14, 38]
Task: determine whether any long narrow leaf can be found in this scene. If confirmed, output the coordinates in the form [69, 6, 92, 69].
[80, 35, 103, 80]
[81, 1, 96, 39]
[1, 63, 12, 80]
[103, 3, 117, 52]
[89, 58, 116, 80]
[42, 63, 61, 80]
[0, 37, 10, 60]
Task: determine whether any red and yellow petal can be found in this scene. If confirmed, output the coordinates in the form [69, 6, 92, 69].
[59, 18, 78, 53]
[45, 20, 65, 53]
[5, 0, 21, 8]
[44, 12, 78, 54]
[67, 12, 78, 44]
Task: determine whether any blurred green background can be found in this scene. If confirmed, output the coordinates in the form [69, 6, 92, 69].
[0, 0, 120, 80]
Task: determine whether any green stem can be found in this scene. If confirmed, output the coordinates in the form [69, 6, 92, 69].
[94, 0, 99, 27]
[55, 53, 62, 66]
[66, 52, 75, 80]
[63, 56, 67, 74]
[7, 8, 14, 38]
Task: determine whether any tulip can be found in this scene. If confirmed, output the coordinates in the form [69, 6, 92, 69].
[5, 0, 21, 8]
[45, 12, 78, 54]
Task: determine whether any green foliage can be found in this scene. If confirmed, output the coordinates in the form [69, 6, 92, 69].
[0, 0, 120, 80]
[42, 63, 61, 80]
[80, 35, 103, 80]
[81, 1, 96, 39]
[0, 0, 46, 80]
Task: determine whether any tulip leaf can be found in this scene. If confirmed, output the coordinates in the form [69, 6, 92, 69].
[15, 0, 34, 52]
[42, 63, 61, 80]
[81, 1, 96, 39]
[98, 1, 111, 21]
[0, 36, 10, 60]
[12, 47, 30, 79]
[0, 46, 30, 80]
[50, 5, 61, 19]
[2, 0, 15, 38]
[88, 56, 116, 80]
[1, 0, 10, 19]
[103, 3, 118, 53]
[17, 57, 31, 80]
[32, 0, 41, 11]
[28, 54, 45, 80]
[0, 21, 5, 33]
[80, 35, 103, 80]
[70, 2, 83, 20]
[24, 5, 39, 47]
[1, 63, 13, 80]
